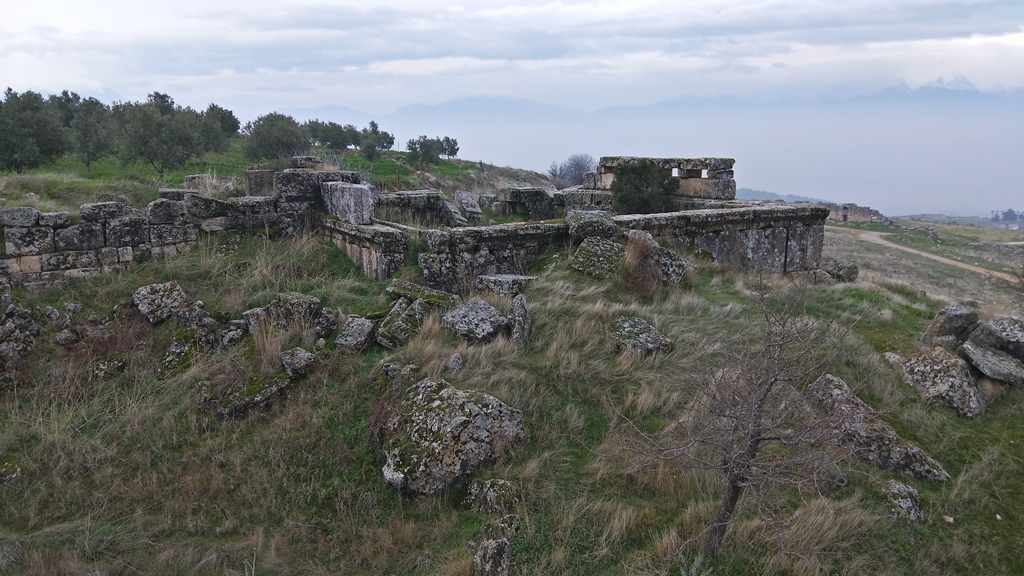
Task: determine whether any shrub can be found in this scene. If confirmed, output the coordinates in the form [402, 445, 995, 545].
[610, 159, 678, 214]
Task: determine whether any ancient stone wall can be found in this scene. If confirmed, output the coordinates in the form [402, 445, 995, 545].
[594, 156, 737, 200]
[820, 202, 890, 223]
[417, 222, 568, 293]
[614, 203, 829, 272]
[318, 216, 408, 281]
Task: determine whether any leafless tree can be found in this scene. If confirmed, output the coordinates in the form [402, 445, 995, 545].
[622, 285, 853, 559]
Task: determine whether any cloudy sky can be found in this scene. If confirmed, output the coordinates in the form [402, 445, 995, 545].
[3, 1, 1024, 215]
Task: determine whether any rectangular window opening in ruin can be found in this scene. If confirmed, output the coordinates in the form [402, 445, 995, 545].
[671, 168, 680, 177]
[701, 169, 708, 179]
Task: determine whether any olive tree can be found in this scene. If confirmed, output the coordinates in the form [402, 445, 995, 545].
[0, 88, 68, 173]
[610, 159, 677, 214]
[241, 112, 309, 162]
[113, 93, 204, 181]
[70, 97, 115, 175]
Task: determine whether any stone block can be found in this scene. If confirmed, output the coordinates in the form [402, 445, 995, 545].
[38, 212, 70, 228]
[5, 227, 54, 256]
[54, 223, 105, 251]
[199, 217, 230, 232]
[183, 174, 211, 189]
[335, 315, 376, 351]
[80, 202, 126, 222]
[0, 207, 40, 228]
[322, 182, 374, 225]
[41, 250, 100, 272]
[676, 178, 736, 200]
[184, 194, 233, 218]
[146, 198, 185, 224]
[17, 256, 42, 274]
[158, 188, 188, 201]
[566, 210, 617, 242]
[245, 169, 275, 197]
[150, 224, 197, 246]
[97, 247, 119, 266]
[105, 217, 149, 247]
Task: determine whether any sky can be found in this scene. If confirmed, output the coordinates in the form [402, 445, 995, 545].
[3, 1, 1024, 216]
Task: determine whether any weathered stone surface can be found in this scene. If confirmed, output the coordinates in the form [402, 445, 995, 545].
[649, 246, 693, 286]
[335, 314, 376, 351]
[54, 223, 105, 251]
[244, 292, 323, 330]
[377, 298, 432, 349]
[80, 202, 126, 222]
[960, 341, 1024, 386]
[318, 217, 408, 282]
[133, 282, 189, 324]
[0, 207, 40, 228]
[556, 188, 613, 211]
[510, 294, 531, 346]
[611, 316, 673, 355]
[379, 378, 526, 496]
[201, 376, 291, 418]
[445, 352, 464, 373]
[183, 194, 233, 218]
[5, 227, 54, 256]
[566, 210, 617, 242]
[183, 174, 211, 189]
[475, 274, 537, 295]
[900, 347, 985, 418]
[465, 479, 520, 515]
[922, 306, 979, 348]
[41, 250, 99, 272]
[473, 538, 512, 576]
[0, 304, 39, 368]
[819, 256, 859, 282]
[968, 317, 1024, 362]
[441, 300, 510, 343]
[105, 217, 149, 247]
[456, 191, 484, 223]
[811, 374, 949, 481]
[149, 223, 197, 246]
[55, 328, 80, 346]
[38, 211, 70, 228]
[322, 182, 374, 225]
[884, 480, 924, 522]
[385, 278, 462, 309]
[219, 319, 249, 347]
[146, 198, 185, 224]
[570, 236, 625, 279]
[281, 347, 315, 379]
[92, 357, 126, 380]
[494, 187, 556, 220]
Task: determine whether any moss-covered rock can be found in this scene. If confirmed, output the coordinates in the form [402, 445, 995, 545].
[569, 236, 624, 280]
[379, 378, 526, 497]
[610, 316, 672, 355]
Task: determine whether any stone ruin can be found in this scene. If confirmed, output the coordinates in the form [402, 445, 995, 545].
[0, 155, 830, 292]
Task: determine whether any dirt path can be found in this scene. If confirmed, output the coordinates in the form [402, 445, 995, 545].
[852, 230, 1017, 283]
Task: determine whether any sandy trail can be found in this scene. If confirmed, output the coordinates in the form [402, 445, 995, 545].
[851, 230, 1017, 283]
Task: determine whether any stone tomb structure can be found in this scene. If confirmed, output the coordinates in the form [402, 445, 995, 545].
[0, 155, 828, 292]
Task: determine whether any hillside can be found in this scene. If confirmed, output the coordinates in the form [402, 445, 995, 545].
[2, 167, 1024, 574]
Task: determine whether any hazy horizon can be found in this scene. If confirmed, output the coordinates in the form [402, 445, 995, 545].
[4, 1, 1023, 217]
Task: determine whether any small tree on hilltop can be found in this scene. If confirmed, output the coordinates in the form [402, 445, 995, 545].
[242, 112, 309, 162]
[610, 159, 677, 214]
[113, 92, 205, 181]
[359, 121, 395, 167]
[441, 136, 459, 160]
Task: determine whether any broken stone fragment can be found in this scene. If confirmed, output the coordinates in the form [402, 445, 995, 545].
[611, 316, 673, 355]
[960, 341, 1024, 386]
[968, 317, 1024, 362]
[510, 294, 531, 346]
[475, 274, 537, 295]
[819, 256, 859, 283]
[570, 236, 625, 280]
[385, 278, 462, 309]
[884, 480, 924, 522]
[899, 347, 984, 418]
[379, 377, 526, 497]
[465, 479, 520, 515]
[810, 374, 949, 481]
[133, 282, 190, 324]
[921, 306, 979, 349]
[566, 210, 618, 242]
[377, 298, 432, 349]
[441, 300, 510, 343]
[281, 347, 315, 379]
[336, 314, 376, 351]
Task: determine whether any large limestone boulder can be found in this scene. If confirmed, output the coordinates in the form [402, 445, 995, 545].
[611, 316, 673, 355]
[441, 300, 510, 343]
[884, 480, 924, 522]
[569, 236, 624, 280]
[819, 256, 859, 283]
[335, 314, 376, 351]
[379, 378, 526, 497]
[921, 306, 979, 348]
[968, 317, 1024, 362]
[960, 341, 1024, 386]
[811, 375, 949, 481]
[243, 292, 323, 330]
[899, 347, 985, 418]
[133, 282, 190, 324]
[566, 210, 617, 242]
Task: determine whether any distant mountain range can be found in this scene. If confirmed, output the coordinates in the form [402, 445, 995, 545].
[735, 188, 828, 204]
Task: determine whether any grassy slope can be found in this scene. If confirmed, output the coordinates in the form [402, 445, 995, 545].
[0, 226, 1022, 575]
[1, 153, 1023, 573]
